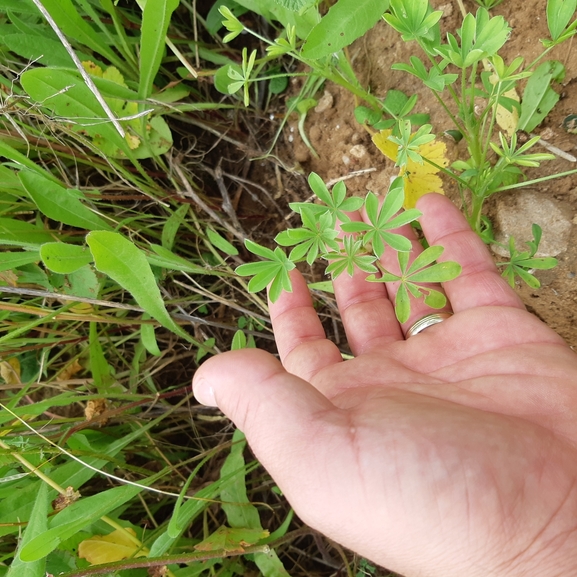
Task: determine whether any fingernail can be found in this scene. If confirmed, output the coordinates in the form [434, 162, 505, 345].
[193, 377, 217, 406]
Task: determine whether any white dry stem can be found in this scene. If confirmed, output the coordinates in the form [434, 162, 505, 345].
[533, 134, 577, 163]
[0, 402, 212, 502]
[30, 0, 126, 138]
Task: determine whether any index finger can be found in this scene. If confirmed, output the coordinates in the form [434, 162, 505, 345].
[417, 194, 525, 312]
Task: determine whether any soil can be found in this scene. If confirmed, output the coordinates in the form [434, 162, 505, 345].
[281, 0, 577, 348]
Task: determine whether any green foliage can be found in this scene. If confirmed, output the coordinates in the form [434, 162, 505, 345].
[497, 225, 558, 288]
[301, 0, 389, 59]
[518, 61, 565, 132]
[237, 173, 460, 323]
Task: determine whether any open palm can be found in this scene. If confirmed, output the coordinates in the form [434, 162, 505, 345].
[193, 194, 577, 577]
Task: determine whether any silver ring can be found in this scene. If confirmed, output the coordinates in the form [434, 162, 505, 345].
[405, 312, 453, 338]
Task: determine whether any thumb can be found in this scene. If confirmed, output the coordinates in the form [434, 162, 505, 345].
[192, 348, 337, 495]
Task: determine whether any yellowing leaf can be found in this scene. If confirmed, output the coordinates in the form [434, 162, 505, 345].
[78, 528, 146, 565]
[194, 526, 269, 554]
[82, 61, 103, 77]
[372, 130, 448, 209]
[57, 358, 83, 382]
[495, 87, 520, 137]
[125, 132, 141, 150]
[103, 66, 128, 87]
[0, 357, 20, 385]
[372, 130, 399, 162]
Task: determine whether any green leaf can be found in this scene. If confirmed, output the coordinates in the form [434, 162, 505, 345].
[0, 218, 55, 248]
[19, 172, 112, 232]
[408, 261, 462, 283]
[140, 316, 162, 357]
[86, 231, 190, 340]
[20, 68, 130, 157]
[207, 228, 239, 256]
[34, 0, 119, 65]
[40, 243, 93, 274]
[2, 33, 89, 68]
[518, 60, 565, 132]
[221, 430, 262, 529]
[547, 0, 577, 40]
[161, 204, 188, 250]
[89, 322, 116, 393]
[0, 250, 39, 271]
[272, 0, 315, 10]
[20, 484, 146, 562]
[139, 0, 180, 98]
[6, 482, 48, 577]
[395, 283, 411, 323]
[147, 244, 207, 274]
[302, 0, 389, 59]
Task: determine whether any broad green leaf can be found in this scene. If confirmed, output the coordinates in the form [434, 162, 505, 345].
[272, 0, 315, 11]
[3, 33, 89, 68]
[547, 0, 577, 40]
[40, 243, 93, 274]
[231, 329, 247, 350]
[0, 217, 55, 248]
[34, 0, 119, 65]
[0, 141, 60, 181]
[20, 68, 130, 156]
[86, 231, 190, 340]
[518, 61, 565, 132]
[139, 0, 180, 98]
[20, 484, 146, 562]
[20, 172, 112, 232]
[63, 265, 99, 300]
[0, 0, 37, 13]
[0, 250, 39, 271]
[6, 482, 48, 577]
[301, 0, 389, 60]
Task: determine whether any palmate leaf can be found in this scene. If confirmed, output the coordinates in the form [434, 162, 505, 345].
[367, 245, 461, 322]
[236, 240, 295, 302]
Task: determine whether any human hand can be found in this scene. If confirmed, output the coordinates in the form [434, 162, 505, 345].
[193, 193, 577, 577]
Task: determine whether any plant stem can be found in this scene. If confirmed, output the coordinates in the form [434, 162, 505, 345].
[56, 545, 272, 577]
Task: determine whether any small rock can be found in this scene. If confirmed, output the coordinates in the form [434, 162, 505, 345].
[342, 155, 351, 166]
[314, 90, 334, 114]
[437, 3, 453, 17]
[349, 144, 367, 159]
[540, 127, 556, 141]
[492, 191, 572, 257]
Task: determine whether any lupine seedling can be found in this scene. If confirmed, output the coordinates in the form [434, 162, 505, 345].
[237, 172, 462, 322]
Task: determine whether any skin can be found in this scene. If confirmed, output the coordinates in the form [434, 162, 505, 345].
[193, 193, 577, 577]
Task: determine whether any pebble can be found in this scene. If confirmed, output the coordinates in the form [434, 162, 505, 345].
[315, 90, 334, 113]
[492, 191, 572, 257]
[349, 144, 367, 159]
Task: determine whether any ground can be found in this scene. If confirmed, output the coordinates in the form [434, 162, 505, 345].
[272, 0, 577, 348]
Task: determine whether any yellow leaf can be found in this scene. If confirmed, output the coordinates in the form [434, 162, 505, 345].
[57, 358, 83, 382]
[102, 66, 128, 88]
[372, 130, 448, 209]
[82, 61, 103, 77]
[125, 132, 141, 150]
[495, 87, 519, 137]
[0, 357, 20, 385]
[78, 528, 146, 565]
[372, 129, 398, 162]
